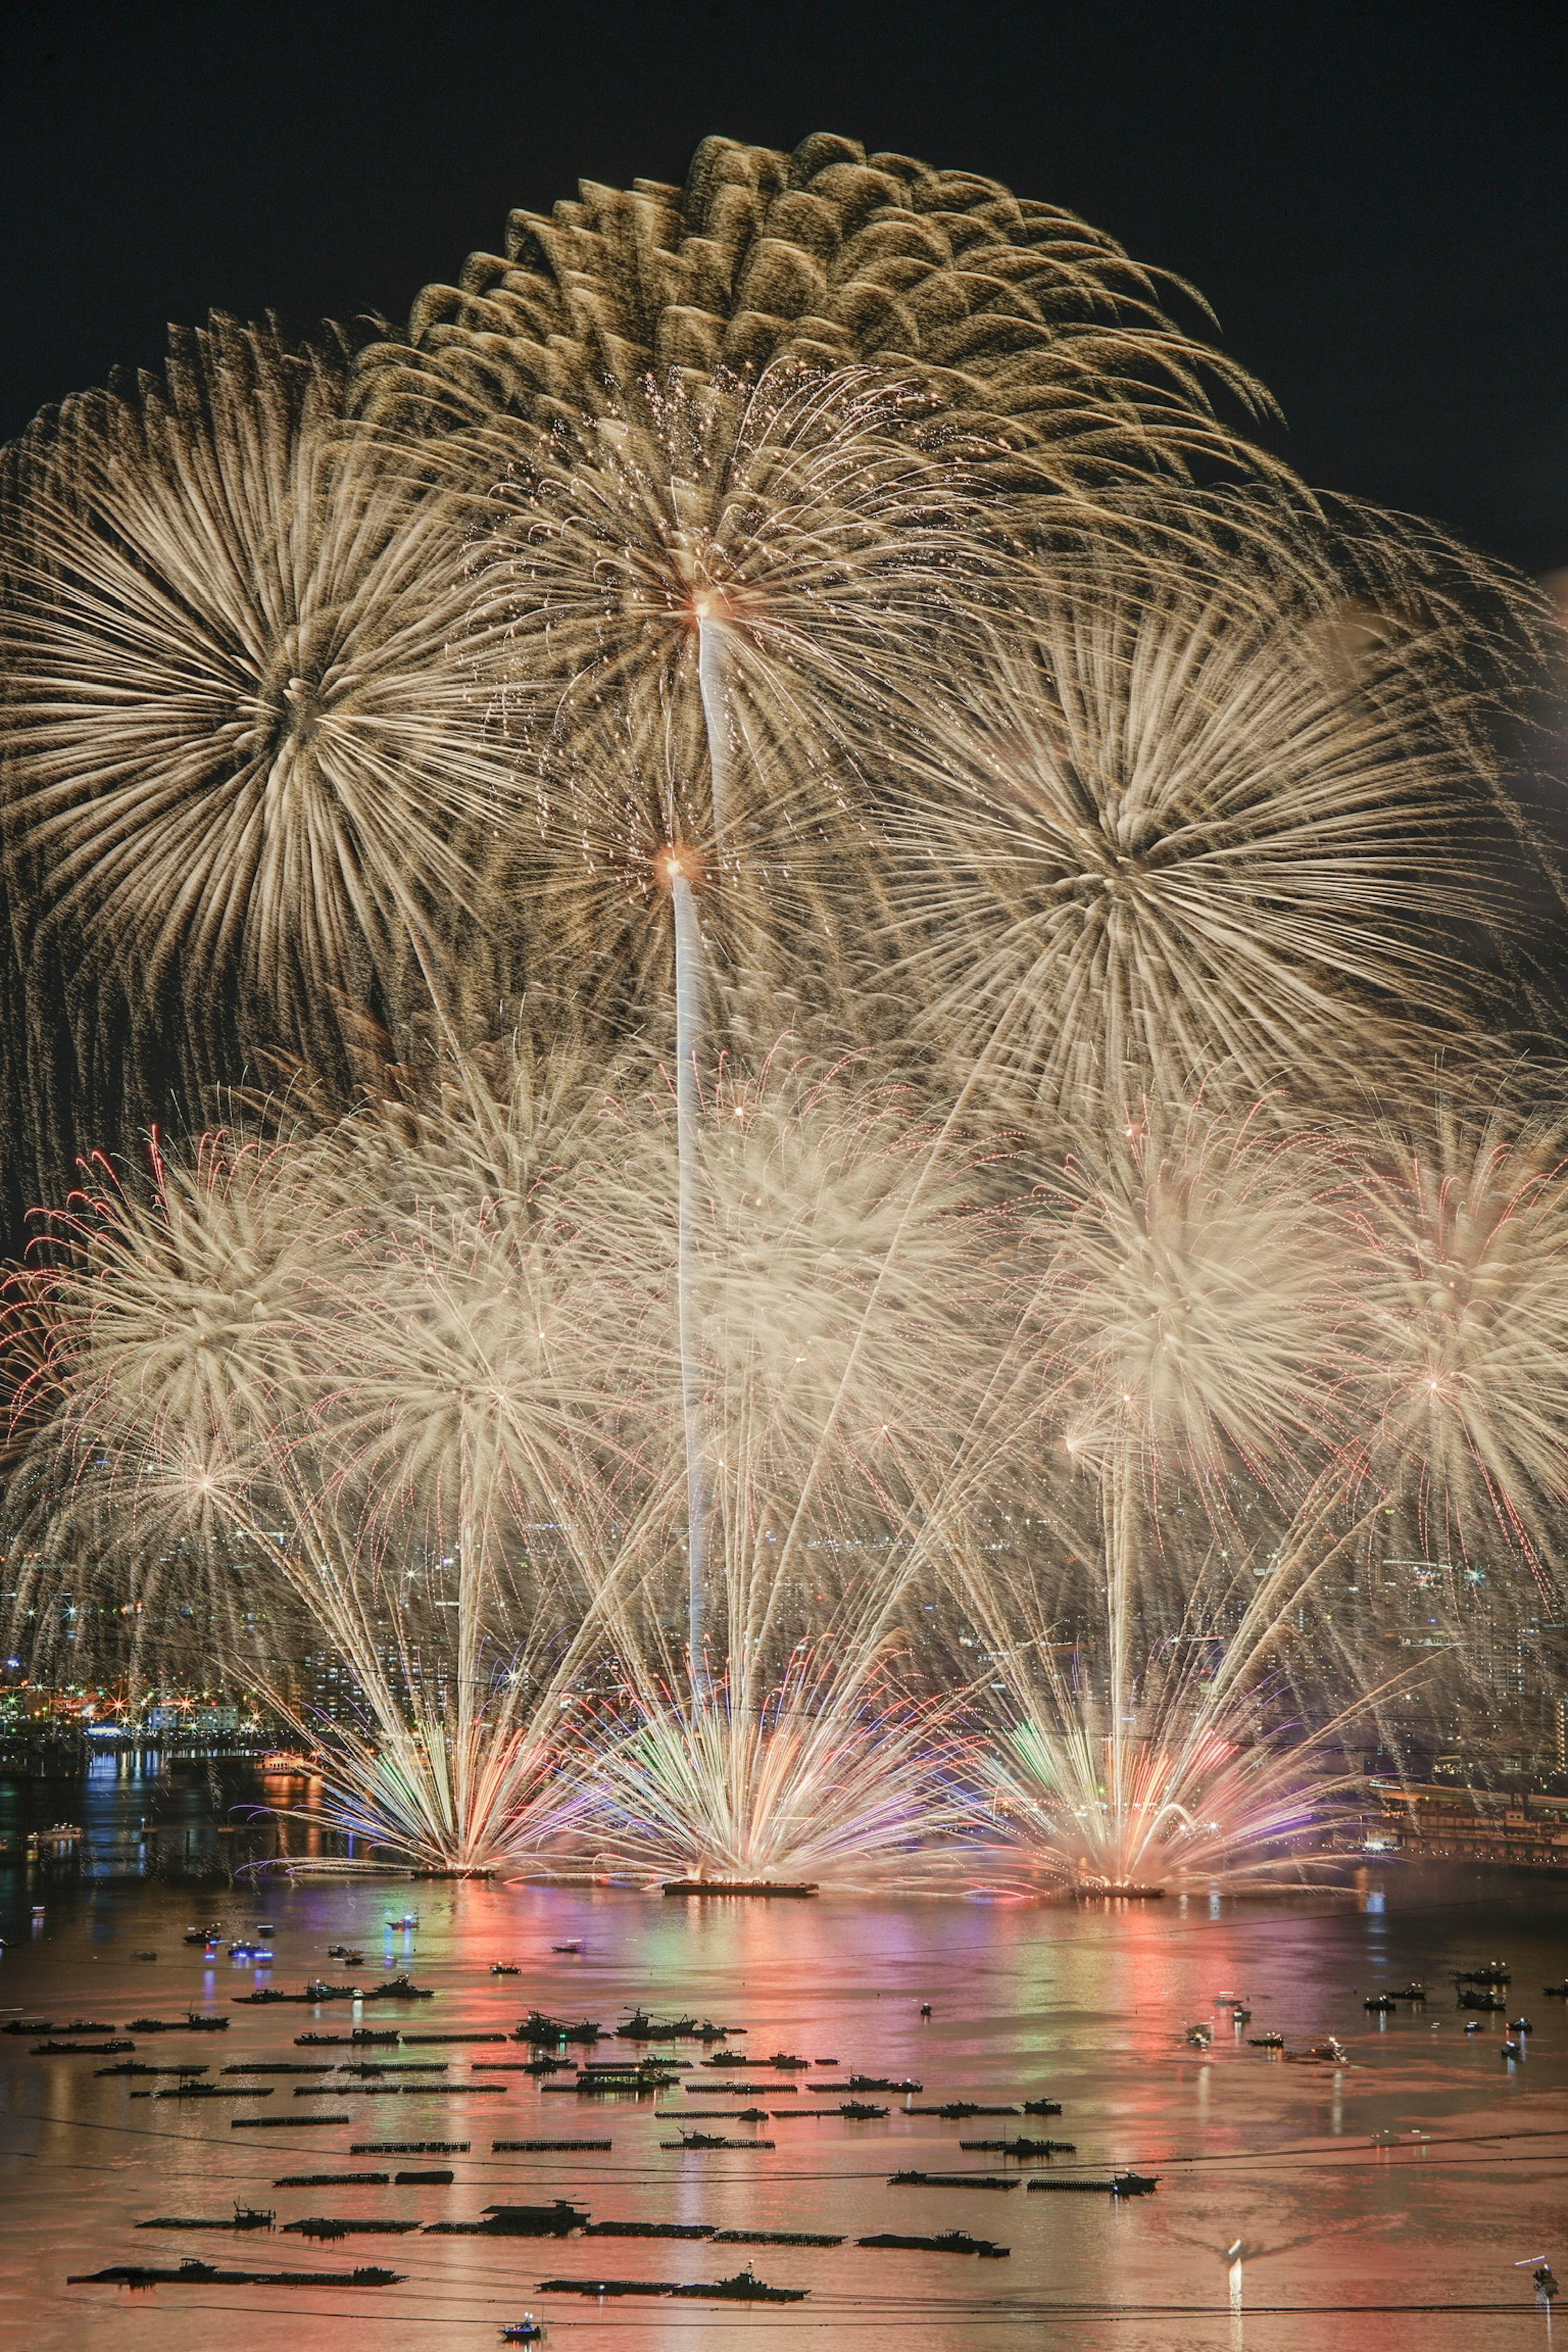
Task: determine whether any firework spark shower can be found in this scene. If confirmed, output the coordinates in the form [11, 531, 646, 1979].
[2, 131, 1564, 1889]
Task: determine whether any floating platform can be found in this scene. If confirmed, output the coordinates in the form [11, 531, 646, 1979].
[909, 2103, 1014, 2118]
[283, 2218, 421, 2238]
[660, 2134, 775, 2150]
[136, 2211, 274, 2231]
[492, 2139, 612, 2152]
[537, 2268, 807, 2302]
[712, 2229, 844, 2246]
[959, 2137, 1078, 2155]
[296, 2031, 399, 2047]
[98, 2063, 207, 2078]
[583, 2221, 714, 2240]
[661, 1881, 817, 1898]
[33, 2040, 134, 2056]
[273, 2173, 390, 2187]
[127, 2015, 229, 2033]
[858, 2230, 1009, 2257]
[1028, 2170, 1157, 2195]
[66, 2258, 402, 2287]
[221, 2063, 331, 2076]
[888, 2171, 1020, 2190]
[1074, 1884, 1165, 1899]
[231, 2114, 354, 2127]
[156, 2085, 273, 2099]
[7, 2020, 118, 2037]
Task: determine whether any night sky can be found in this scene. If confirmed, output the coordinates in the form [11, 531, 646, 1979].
[6, 1, 1566, 576]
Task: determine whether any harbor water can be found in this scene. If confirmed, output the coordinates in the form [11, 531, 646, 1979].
[2, 1755, 1567, 2349]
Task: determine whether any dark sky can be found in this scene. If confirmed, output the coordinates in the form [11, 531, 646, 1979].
[5, 0, 1566, 572]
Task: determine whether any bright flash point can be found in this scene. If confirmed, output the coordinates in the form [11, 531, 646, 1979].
[654, 843, 704, 891]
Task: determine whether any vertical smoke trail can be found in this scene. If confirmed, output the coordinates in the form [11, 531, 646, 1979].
[694, 602, 734, 847]
[666, 851, 710, 1691]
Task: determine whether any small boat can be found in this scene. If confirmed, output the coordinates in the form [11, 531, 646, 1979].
[858, 2229, 1009, 2256]
[1454, 1960, 1511, 1984]
[1232, 2007, 1252, 2023]
[1542, 1980, 1568, 1997]
[1292, 2038, 1348, 2064]
[514, 2013, 604, 2045]
[1392, 1981, 1428, 2000]
[1535, 2265, 1560, 2300]
[847, 2074, 922, 2093]
[1215, 1993, 1245, 2006]
[184, 1929, 222, 1947]
[1247, 2034, 1285, 2049]
[1185, 2025, 1213, 2047]
[326, 1947, 365, 1964]
[256, 1923, 276, 1934]
[919, 2003, 933, 2017]
[1364, 1994, 1399, 2012]
[491, 1962, 521, 1976]
[1466, 2020, 1485, 2034]
[360, 1975, 434, 2000]
[691, 2267, 809, 2303]
[385, 1913, 419, 1929]
[133, 1951, 158, 1962]
[839, 2101, 889, 2118]
[1020, 2098, 1065, 2115]
[1502, 2039, 1524, 2060]
[1074, 1882, 1165, 1899]
[501, 2322, 545, 2343]
[1509, 2017, 1533, 2033]
[619, 2008, 739, 2040]
[426, 2201, 589, 2237]
[1457, 1987, 1507, 2011]
[552, 1942, 581, 1955]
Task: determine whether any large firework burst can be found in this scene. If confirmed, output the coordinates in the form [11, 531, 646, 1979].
[353, 131, 1285, 499]
[882, 545, 1508, 1116]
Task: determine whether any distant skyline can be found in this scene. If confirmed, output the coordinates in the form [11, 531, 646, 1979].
[5, 0, 1565, 575]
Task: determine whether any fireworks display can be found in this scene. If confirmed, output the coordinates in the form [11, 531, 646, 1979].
[1, 131, 1562, 1889]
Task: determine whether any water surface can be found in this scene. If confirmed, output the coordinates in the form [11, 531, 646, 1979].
[3, 1765, 1566, 2350]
